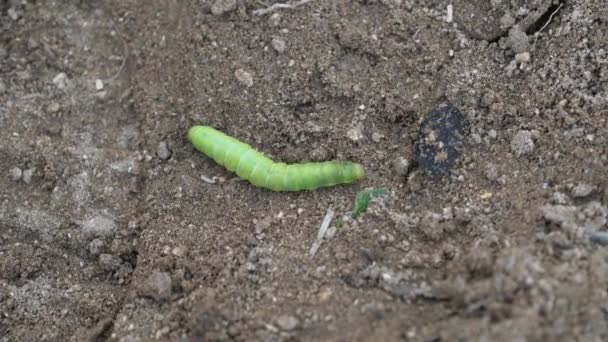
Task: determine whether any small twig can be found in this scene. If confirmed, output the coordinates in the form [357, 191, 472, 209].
[253, 0, 314, 16]
[102, 4, 129, 84]
[200, 174, 217, 184]
[532, 3, 564, 51]
[309, 208, 334, 258]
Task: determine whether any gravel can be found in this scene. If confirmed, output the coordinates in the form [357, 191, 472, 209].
[271, 37, 287, 53]
[52, 72, 69, 89]
[9, 167, 22, 181]
[275, 315, 299, 331]
[511, 130, 535, 157]
[99, 254, 122, 271]
[393, 157, 410, 177]
[81, 214, 116, 239]
[211, 0, 237, 16]
[21, 169, 33, 184]
[157, 141, 172, 160]
[507, 26, 530, 54]
[235, 69, 254, 87]
[138, 271, 173, 301]
[572, 183, 593, 198]
[89, 239, 105, 255]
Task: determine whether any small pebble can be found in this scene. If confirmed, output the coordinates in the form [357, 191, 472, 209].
[572, 183, 593, 198]
[235, 69, 253, 87]
[157, 141, 172, 160]
[22, 169, 33, 184]
[89, 239, 105, 255]
[485, 163, 498, 181]
[52, 73, 69, 89]
[470, 133, 482, 144]
[211, 0, 237, 15]
[511, 130, 535, 157]
[99, 254, 122, 271]
[393, 157, 410, 177]
[551, 191, 569, 205]
[95, 79, 104, 91]
[7, 7, 19, 20]
[171, 246, 186, 257]
[138, 271, 173, 301]
[276, 315, 299, 331]
[347, 124, 364, 142]
[371, 132, 383, 143]
[9, 167, 22, 181]
[325, 226, 337, 239]
[515, 52, 531, 64]
[47, 102, 60, 113]
[507, 26, 530, 54]
[271, 37, 287, 53]
[82, 214, 116, 239]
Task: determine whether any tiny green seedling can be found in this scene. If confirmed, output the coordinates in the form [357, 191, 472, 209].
[351, 188, 388, 219]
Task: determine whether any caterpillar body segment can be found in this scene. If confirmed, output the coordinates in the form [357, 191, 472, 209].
[188, 125, 365, 191]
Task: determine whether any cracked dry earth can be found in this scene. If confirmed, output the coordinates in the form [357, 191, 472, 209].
[1, 0, 607, 341]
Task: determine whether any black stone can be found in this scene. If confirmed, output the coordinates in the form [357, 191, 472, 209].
[415, 102, 466, 179]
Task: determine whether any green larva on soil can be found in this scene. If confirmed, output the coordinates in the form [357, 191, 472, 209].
[188, 125, 365, 191]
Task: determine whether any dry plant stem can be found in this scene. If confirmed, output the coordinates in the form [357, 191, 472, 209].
[253, 0, 314, 16]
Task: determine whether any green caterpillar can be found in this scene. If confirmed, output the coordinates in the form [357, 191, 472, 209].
[188, 125, 365, 191]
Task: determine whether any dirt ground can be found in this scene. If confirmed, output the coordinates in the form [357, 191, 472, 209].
[1, 0, 607, 341]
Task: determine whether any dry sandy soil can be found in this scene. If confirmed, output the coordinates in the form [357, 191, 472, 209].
[1, 0, 607, 341]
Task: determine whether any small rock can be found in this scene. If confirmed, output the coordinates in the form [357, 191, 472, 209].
[393, 157, 410, 177]
[371, 132, 383, 143]
[157, 141, 172, 160]
[515, 52, 531, 64]
[138, 271, 173, 301]
[551, 191, 569, 205]
[82, 214, 116, 239]
[276, 315, 299, 331]
[47, 102, 60, 113]
[211, 0, 237, 15]
[485, 163, 498, 181]
[171, 246, 186, 257]
[7, 7, 19, 21]
[99, 254, 122, 271]
[271, 37, 287, 53]
[95, 79, 104, 91]
[419, 211, 444, 241]
[470, 133, 482, 144]
[9, 167, 22, 181]
[52, 73, 69, 89]
[22, 169, 33, 184]
[347, 124, 364, 142]
[309, 147, 328, 161]
[235, 69, 253, 87]
[254, 217, 272, 234]
[89, 239, 105, 255]
[511, 130, 535, 157]
[507, 26, 530, 54]
[0, 79, 6, 93]
[572, 183, 593, 198]
[269, 13, 281, 26]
